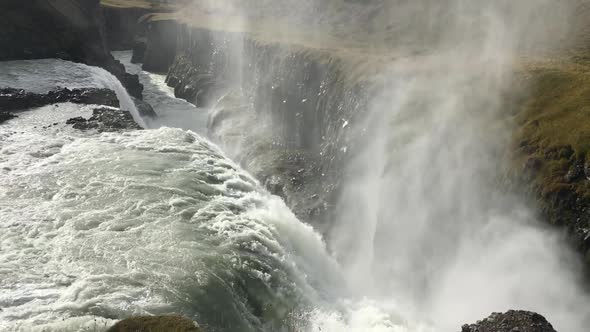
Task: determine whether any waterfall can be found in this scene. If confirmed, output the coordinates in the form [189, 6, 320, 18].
[88, 67, 147, 128]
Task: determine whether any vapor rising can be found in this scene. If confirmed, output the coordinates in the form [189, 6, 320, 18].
[185, 1, 590, 330]
[328, 1, 590, 331]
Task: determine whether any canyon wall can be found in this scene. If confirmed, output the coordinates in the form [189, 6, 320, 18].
[0, 0, 142, 98]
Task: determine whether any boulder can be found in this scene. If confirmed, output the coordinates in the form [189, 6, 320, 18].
[461, 310, 556, 332]
[67, 107, 142, 132]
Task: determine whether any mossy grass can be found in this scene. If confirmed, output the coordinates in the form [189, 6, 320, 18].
[510, 55, 590, 226]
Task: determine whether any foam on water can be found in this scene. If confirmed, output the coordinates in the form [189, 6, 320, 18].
[0, 59, 408, 332]
[0, 102, 345, 331]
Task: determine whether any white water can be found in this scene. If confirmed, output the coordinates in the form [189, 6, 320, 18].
[326, 2, 590, 332]
[2, 2, 590, 327]
[178, 1, 590, 331]
[112, 51, 209, 133]
[0, 59, 145, 128]
[0, 60, 395, 332]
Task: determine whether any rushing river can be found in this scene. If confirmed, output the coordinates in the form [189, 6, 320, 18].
[0, 59, 427, 332]
[1, 50, 590, 332]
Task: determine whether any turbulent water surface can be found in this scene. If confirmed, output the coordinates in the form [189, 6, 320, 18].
[2, 1, 590, 328]
[0, 61, 354, 332]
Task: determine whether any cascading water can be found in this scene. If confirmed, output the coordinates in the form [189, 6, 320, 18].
[0, 59, 145, 128]
[3, 1, 590, 332]
[327, 1, 590, 332]
[0, 60, 350, 332]
[175, 0, 590, 331]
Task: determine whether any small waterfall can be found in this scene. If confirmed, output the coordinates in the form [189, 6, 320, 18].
[87, 66, 147, 128]
[0, 58, 147, 128]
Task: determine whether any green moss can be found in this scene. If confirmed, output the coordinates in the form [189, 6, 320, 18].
[514, 60, 590, 168]
[107, 315, 202, 332]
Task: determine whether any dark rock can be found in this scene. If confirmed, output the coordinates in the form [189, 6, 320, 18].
[0, 112, 17, 124]
[460, 310, 556, 332]
[102, 6, 150, 51]
[107, 315, 202, 332]
[0, 87, 118, 112]
[0, 0, 143, 98]
[131, 40, 147, 64]
[132, 96, 157, 118]
[68, 107, 141, 132]
[166, 55, 216, 106]
[142, 20, 178, 73]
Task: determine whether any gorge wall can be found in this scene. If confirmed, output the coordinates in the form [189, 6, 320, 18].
[0, 0, 143, 98]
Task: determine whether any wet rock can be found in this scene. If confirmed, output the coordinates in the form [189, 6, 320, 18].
[460, 310, 556, 332]
[132, 96, 157, 118]
[67, 107, 142, 132]
[0, 112, 17, 124]
[166, 55, 216, 105]
[131, 40, 147, 64]
[565, 160, 585, 183]
[0, 87, 119, 112]
[107, 315, 202, 332]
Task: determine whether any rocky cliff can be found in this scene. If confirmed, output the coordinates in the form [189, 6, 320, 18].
[0, 0, 143, 98]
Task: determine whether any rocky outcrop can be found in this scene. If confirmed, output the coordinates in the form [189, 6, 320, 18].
[461, 310, 556, 332]
[0, 87, 119, 111]
[0, 112, 17, 124]
[0, 0, 142, 98]
[67, 107, 142, 131]
[107, 315, 202, 332]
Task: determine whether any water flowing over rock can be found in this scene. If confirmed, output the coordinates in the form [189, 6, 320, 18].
[3, 1, 590, 331]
